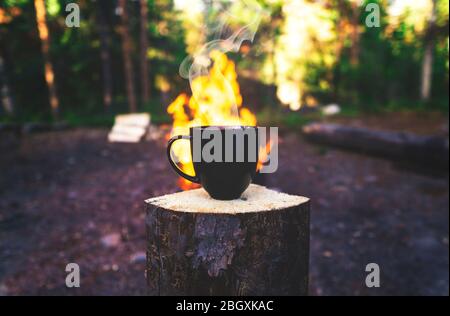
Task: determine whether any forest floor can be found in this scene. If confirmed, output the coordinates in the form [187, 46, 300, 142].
[0, 113, 448, 295]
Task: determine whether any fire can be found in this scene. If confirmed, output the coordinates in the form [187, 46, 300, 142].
[167, 50, 258, 190]
[257, 140, 272, 172]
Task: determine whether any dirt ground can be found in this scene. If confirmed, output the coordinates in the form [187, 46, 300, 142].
[0, 116, 448, 296]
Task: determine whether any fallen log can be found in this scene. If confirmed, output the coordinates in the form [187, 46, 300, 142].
[145, 184, 310, 296]
[0, 122, 21, 133]
[22, 121, 69, 134]
[302, 123, 449, 169]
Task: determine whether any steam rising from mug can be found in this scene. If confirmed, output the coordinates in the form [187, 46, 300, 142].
[178, 0, 267, 124]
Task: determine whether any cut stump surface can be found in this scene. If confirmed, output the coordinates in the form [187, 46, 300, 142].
[145, 184, 310, 296]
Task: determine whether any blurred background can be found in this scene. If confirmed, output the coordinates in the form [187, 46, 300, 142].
[0, 0, 448, 295]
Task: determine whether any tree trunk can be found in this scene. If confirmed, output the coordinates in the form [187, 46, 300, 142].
[0, 53, 14, 115]
[145, 184, 310, 296]
[421, 43, 433, 101]
[34, 0, 59, 120]
[96, 0, 113, 110]
[118, 0, 137, 113]
[420, 0, 437, 102]
[349, 1, 360, 66]
[139, 0, 150, 105]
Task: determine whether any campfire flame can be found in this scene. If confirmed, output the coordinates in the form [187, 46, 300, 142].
[167, 50, 270, 190]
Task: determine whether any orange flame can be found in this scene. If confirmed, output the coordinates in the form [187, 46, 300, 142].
[257, 140, 272, 172]
[167, 51, 260, 190]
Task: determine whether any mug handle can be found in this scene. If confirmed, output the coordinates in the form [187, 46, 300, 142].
[167, 135, 200, 184]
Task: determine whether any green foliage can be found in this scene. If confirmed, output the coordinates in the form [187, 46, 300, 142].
[0, 0, 448, 125]
[329, 0, 449, 110]
[0, 0, 187, 122]
[257, 107, 314, 128]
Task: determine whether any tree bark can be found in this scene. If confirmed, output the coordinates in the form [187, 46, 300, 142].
[96, 0, 113, 110]
[34, 0, 59, 120]
[145, 184, 310, 296]
[420, 0, 437, 102]
[118, 0, 137, 113]
[139, 0, 150, 105]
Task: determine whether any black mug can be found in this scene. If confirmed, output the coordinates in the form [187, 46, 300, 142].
[167, 126, 259, 200]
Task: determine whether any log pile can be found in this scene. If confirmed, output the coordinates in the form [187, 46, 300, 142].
[108, 113, 150, 143]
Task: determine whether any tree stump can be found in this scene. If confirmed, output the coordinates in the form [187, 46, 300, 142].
[145, 184, 310, 296]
